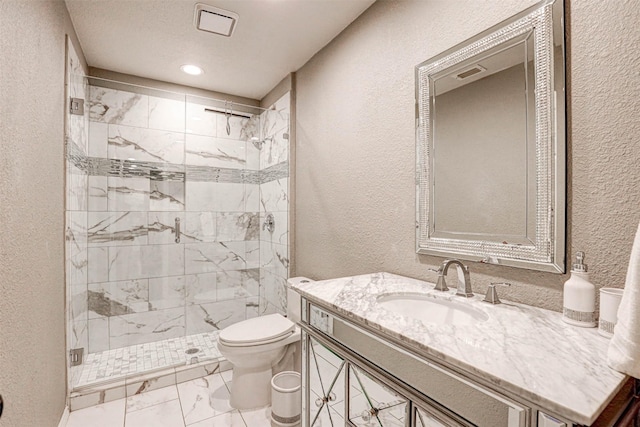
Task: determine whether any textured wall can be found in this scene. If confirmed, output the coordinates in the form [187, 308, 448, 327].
[294, 0, 640, 312]
[0, 0, 83, 425]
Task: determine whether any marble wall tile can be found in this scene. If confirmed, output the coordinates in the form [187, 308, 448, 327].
[107, 177, 150, 211]
[108, 244, 185, 282]
[212, 183, 245, 212]
[260, 269, 287, 314]
[261, 101, 289, 139]
[108, 125, 185, 164]
[88, 318, 110, 353]
[148, 96, 185, 133]
[185, 273, 217, 304]
[245, 184, 260, 212]
[89, 86, 148, 128]
[216, 269, 260, 300]
[258, 298, 280, 317]
[215, 270, 252, 301]
[109, 307, 185, 348]
[240, 268, 260, 296]
[186, 134, 247, 169]
[260, 127, 289, 170]
[246, 141, 260, 171]
[66, 211, 88, 287]
[186, 182, 246, 212]
[184, 212, 216, 242]
[88, 211, 148, 246]
[245, 296, 260, 319]
[216, 114, 259, 141]
[67, 243, 89, 286]
[68, 46, 89, 154]
[70, 318, 89, 357]
[260, 211, 288, 245]
[184, 242, 248, 274]
[148, 212, 186, 244]
[245, 241, 260, 269]
[150, 180, 184, 211]
[89, 122, 108, 158]
[70, 283, 89, 331]
[260, 178, 288, 212]
[88, 176, 108, 211]
[88, 247, 109, 283]
[186, 299, 246, 335]
[69, 111, 88, 157]
[67, 164, 88, 212]
[149, 276, 185, 310]
[185, 181, 216, 212]
[88, 279, 150, 319]
[260, 242, 289, 278]
[186, 101, 217, 137]
[216, 212, 259, 241]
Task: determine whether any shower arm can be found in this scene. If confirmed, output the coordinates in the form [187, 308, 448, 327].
[204, 108, 252, 119]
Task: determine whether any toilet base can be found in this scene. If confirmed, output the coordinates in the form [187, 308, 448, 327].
[229, 365, 273, 410]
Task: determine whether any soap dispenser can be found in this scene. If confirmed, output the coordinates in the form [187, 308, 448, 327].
[562, 251, 596, 327]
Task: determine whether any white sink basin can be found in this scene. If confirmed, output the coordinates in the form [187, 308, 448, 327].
[376, 292, 489, 326]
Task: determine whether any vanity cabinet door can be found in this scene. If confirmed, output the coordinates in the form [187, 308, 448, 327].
[347, 364, 409, 426]
[414, 406, 465, 427]
[306, 335, 348, 426]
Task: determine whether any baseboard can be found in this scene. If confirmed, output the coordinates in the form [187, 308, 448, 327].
[58, 406, 70, 427]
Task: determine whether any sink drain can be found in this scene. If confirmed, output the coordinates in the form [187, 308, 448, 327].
[185, 348, 200, 355]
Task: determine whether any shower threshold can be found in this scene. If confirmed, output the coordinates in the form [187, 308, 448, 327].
[72, 330, 223, 390]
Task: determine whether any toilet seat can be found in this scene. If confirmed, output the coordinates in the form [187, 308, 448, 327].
[219, 313, 295, 347]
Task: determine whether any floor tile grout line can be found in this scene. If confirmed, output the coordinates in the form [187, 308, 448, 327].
[122, 395, 127, 427]
[174, 382, 191, 427]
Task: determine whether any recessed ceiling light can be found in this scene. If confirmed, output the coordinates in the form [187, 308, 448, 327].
[180, 64, 204, 76]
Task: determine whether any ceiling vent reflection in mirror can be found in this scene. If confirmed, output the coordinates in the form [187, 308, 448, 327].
[454, 65, 486, 80]
[194, 3, 239, 37]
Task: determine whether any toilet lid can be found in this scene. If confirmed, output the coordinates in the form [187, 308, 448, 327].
[219, 313, 295, 346]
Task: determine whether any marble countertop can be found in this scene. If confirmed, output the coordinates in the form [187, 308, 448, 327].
[289, 272, 628, 425]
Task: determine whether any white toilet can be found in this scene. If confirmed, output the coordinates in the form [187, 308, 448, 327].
[217, 313, 301, 410]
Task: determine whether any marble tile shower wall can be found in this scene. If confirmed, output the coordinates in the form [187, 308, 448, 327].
[68, 84, 290, 357]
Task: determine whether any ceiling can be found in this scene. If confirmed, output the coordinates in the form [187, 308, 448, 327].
[65, 0, 376, 100]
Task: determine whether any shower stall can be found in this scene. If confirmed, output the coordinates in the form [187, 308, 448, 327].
[65, 42, 290, 394]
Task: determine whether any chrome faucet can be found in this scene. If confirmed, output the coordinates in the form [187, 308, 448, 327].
[434, 259, 473, 297]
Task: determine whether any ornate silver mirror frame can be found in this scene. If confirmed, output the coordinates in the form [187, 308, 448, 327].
[416, 0, 566, 273]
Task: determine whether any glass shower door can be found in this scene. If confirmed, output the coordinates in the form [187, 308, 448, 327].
[68, 76, 278, 391]
[79, 81, 189, 387]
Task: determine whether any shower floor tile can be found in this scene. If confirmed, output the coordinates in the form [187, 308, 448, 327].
[74, 331, 222, 389]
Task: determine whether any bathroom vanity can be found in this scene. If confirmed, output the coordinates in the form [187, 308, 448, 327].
[290, 273, 635, 427]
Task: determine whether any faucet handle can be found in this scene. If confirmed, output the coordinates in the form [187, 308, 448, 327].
[483, 282, 511, 304]
[428, 267, 448, 291]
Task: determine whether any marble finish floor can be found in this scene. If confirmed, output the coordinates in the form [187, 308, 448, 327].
[75, 331, 222, 388]
[66, 370, 272, 427]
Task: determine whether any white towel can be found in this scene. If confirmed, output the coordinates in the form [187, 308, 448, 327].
[608, 221, 640, 378]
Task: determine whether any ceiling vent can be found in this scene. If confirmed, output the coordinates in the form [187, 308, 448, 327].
[453, 65, 487, 80]
[194, 4, 239, 37]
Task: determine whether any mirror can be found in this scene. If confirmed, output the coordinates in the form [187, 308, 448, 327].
[415, 0, 565, 273]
